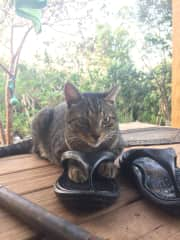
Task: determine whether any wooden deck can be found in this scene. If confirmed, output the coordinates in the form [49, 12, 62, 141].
[0, 122, 180, 239]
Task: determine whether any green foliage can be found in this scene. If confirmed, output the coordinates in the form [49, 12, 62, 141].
[136, 0, 172, 122]
[0, 0, 172, 136]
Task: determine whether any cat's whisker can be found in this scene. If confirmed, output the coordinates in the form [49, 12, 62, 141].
[103, 134, 118, 142]
[109, 133, 119, 138]
[66, 136, 79, 142]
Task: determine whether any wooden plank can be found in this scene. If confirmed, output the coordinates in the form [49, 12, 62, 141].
[0, 165, 61, 194]
[121, 127, 180, 146]
[0, 216, 34, 240]
[1, 141, 180, 239]
[80, 201, 180, 240]
[5, 198, 180, 240]
[172, 0, 180, 127]
[0, 154, 50, 175]
[120, 122, 156, 130]
[0, 181, 140, 239]
[24, 180, 140, 223]
[139, 223, 180, 240]
[0, 124, 180, 239]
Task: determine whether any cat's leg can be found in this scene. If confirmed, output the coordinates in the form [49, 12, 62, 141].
[68, 164, 88, 183]
[32, 139, 48, 160]
[38, 143, 49, 159]
[110, 134, 125, 168]
[98, 134, 124, 178]
[32, 130, 48, 159]
[32, 107, 54, 160]
[63, 151, 89, 183]
[98, 162, 118, 179]
[98, 141, 123, 178]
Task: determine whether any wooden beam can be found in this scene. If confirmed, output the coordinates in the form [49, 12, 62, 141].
[172, 0, 180, 127]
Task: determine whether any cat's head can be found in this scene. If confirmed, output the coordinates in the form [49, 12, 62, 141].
[64, 82, 120, 150]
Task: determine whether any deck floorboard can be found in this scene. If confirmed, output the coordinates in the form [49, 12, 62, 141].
[0, 122, 180, 239]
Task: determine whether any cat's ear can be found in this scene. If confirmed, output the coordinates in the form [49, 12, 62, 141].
[64, 82, 82, 107]
[104, 85, 120, 104]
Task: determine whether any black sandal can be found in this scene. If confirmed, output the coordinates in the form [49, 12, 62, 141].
[54, 151, 120, 209]
[120, 148, 180, 214]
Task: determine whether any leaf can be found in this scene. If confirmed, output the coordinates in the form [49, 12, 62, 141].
[16, 8, 42, 33]
[15, 0, 47, 9]
[15, 0, 47, 33]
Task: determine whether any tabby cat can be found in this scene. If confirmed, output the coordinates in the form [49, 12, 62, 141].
[0, 83, 124, 183]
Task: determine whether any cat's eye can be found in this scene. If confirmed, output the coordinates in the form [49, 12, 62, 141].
[104, 116, 110, 123]
[102, 115, 115, 127]
[103, 116, 111, 126]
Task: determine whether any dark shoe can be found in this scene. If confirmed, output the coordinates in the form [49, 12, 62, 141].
[54, 151, 120, 209]
[120, 148, 180, 214]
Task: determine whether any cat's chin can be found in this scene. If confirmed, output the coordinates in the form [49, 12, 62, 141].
[86, 141, 103, 148]
[83, 137, 107, 149]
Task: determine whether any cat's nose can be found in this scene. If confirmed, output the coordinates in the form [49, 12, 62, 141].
[92, 132, 100, 141]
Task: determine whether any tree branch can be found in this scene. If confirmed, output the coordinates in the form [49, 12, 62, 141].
[14, 26, 33, 76]
[14, 26, 33, 61]
[10, 24, 14, 57]
[0, 63, 13, 78]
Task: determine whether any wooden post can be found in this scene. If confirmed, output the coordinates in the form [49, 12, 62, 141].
[172, 0, 180, 127]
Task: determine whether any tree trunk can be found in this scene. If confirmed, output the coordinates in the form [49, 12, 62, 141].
[2, 26, 33, 144]
[5, 76, 13, 144]
[0, 119, 5, 145]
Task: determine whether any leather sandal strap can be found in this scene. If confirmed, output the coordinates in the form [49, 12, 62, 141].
[61, 151, 89, 175]
[89, 151, 115, 188]
[121, 148, 180, 197]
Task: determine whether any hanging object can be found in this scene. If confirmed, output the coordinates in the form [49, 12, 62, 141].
[8, 76, 19, 106]
[10, 96, 19, 106]
[15, 0, 47, 33]
[15, 0, 47, 9]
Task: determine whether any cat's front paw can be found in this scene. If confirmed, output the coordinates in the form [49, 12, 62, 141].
[68, 165, 88, 183]
[98, 162, 118, 179]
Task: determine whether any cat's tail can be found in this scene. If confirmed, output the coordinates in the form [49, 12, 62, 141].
[0, 139, 33, 158]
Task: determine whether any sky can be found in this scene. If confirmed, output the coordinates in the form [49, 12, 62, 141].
[1, 0, 146, 69]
